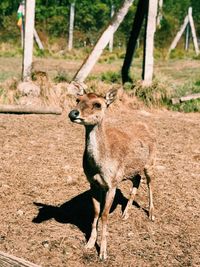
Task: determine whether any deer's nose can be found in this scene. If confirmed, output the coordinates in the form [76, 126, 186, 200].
[68, 109, 80, 121]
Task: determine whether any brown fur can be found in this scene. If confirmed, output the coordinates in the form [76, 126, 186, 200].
[68, 89, 156, 260]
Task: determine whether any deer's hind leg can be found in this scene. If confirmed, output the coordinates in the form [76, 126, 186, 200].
[144, 167, 155, 221]
[122, 174, 141, 220]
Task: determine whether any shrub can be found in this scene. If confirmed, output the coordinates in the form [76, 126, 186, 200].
[54, 70, 71, 83]
[100, 71, 121, 84]
[130, 79, 172, 107]
[172, 99, 200, 112]
[169, 78, 200, 112]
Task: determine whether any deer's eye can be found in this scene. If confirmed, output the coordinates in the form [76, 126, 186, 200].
[93, 102, 101, 109]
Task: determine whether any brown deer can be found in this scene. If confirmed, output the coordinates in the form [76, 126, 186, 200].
[68, 89, 156, 260]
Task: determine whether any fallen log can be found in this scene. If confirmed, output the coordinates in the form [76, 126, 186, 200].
[172, 93, 200, 104]
[180, 93, 200, 102]
[171, 97, 180, 104]
[0, 104, 62, 115]
[0, 251, 41, 267]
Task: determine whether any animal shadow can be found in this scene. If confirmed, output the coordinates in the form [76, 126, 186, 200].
[32, 189, 141, 242]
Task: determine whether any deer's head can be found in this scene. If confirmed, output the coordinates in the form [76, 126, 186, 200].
[68, 89, 117, 126]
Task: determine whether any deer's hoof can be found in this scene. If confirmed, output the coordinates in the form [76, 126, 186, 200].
[150, 215, 155, 221]
[122, 212, 129, 221]
[149, 209, 155, 221]
[99, 251, 107, 261]
[85, 239, 95, 249]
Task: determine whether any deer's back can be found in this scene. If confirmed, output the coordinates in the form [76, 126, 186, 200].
[104, 122, 156, 179]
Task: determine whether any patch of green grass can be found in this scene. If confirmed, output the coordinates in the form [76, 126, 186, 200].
[0, 49, 21, 57]
[0, 72, 17, 82]
[33, 48, 50, 58]
[99, 53, 119, 64]
[169, 49, 198, 60]
[172, 99, 200, 112]
[0, 86, 4, 96]
[0, 42, 22, 57]
[194, 79, 200, 87]
[172, 79, 200, 97]
[169, 78, 200, 112]
[130, 78, 172, 107]
[100, 71, 121, 84]
[123, 74, 200, 113]
[53, 70, 71, 83]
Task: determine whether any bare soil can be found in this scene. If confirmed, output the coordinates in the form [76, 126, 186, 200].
[0, 100, 200, 267]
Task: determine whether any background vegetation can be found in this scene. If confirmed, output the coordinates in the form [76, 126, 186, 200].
[0, 0, 200, 49]
[0, 0, 200, 112]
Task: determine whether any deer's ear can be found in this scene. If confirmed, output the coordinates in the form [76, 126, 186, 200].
[105, 89, 118, 106]
[68, 81, 87, 96]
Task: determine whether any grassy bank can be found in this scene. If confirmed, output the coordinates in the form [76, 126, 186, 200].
[0, 50, 200, 112]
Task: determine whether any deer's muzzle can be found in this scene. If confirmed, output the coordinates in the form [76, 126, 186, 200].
[68, 109, 80, 121]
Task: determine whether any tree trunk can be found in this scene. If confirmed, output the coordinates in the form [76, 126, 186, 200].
[142, 0, 158, 86]
[0, 251, 40, 267]
[68, 2, 75, 51]
[22, 0, 36, 81]
[0, 104, 62, 115]
[172, 93, 200, 104]
[121, 0, 148, 84]
[73, 0, 135, 83]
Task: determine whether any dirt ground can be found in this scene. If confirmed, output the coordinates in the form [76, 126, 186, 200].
[0, 99, 200, 266]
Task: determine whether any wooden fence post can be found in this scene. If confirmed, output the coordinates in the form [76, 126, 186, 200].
[109, 4, 115, 52]
[22, 0, 36, 81]
[68, 2, 75, 51]
[142, 0, 158, 86]
[169, 15, 189, 54]
[168, 7, 199, 56]
[34, 29, 44, 50]
[185, 23, 190, 51]
[188, 7, 199, 55]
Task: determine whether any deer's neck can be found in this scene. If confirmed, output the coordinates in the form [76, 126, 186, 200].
[85, 122, 106, 161]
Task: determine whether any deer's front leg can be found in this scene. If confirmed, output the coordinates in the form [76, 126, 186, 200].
[85, 183, 101, 249]
[100, 187, 116, 261]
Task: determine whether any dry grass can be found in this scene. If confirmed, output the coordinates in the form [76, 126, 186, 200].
[0, 56, 200, 267]
[0, 78, 19, 104]
[1, 57, 200, 113]
[0, 103, 199, 267]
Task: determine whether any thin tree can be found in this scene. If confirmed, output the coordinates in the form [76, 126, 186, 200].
[121, 0, 149, 84]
